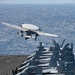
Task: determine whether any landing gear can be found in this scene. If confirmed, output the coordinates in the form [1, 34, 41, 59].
[35, 34, 38, 41]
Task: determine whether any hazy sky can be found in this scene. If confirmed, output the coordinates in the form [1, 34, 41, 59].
[0, 0, 75, 4]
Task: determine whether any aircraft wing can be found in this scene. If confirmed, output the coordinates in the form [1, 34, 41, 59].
[35, 31, 58, 37]
[2, 22, 58, 37]
[2, 22, 28, 31]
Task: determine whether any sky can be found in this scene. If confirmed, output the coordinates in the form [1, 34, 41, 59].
[0, 0, 75, 4]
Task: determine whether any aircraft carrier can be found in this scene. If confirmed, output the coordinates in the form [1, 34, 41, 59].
[11, 39, 75, 75]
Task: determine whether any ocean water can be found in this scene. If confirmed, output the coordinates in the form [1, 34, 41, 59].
[0, 4, 75, 55]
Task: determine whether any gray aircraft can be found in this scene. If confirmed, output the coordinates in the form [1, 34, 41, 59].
[2, 22, 58, 40]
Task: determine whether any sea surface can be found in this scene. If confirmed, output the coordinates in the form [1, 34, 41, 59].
[0, 4, 75, 55]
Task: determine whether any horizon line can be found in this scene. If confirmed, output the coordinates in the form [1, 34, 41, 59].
[0, 2, 75, 4]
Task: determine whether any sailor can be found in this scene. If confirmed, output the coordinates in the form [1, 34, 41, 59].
[15, 67, 18, 74]
[12, 69, 15, 75]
